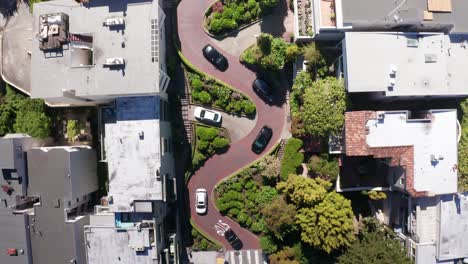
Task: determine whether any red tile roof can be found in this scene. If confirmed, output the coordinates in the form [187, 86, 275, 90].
[344, 111, 427, 197]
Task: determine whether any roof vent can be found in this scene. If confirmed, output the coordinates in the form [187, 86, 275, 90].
[407, 38, 419, 47]
[104, 58, 125, 66]
[425, 54, 437, 63]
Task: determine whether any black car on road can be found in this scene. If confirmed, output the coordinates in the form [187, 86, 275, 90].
[224, 229, 243, 250]
[202, 44, 228, 71]
[252, 126, 273, 154]
[252, 79, 273, 102]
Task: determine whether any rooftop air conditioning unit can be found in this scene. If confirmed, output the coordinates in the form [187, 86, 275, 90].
[104, 58, 125, 66]
[104, 17, 125, 26]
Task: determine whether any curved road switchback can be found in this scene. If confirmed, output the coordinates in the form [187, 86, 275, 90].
[177, 0, 288, 250]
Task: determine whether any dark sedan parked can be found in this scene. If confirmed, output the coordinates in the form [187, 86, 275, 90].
[202, 44, 228, 71]
[224, 229, 243, 250]
[252, 126, 273, 154]
[252, 79, 273, 103]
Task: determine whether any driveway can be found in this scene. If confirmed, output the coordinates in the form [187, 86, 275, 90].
[178, 0, 288, 251]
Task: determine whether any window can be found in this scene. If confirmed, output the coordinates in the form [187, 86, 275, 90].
[159, 99, 169, 121]
[161, 138, 172, 154]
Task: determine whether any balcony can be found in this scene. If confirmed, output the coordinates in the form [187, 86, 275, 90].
[320, 0, 336, 28]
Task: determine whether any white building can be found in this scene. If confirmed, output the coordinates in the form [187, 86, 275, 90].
[31, 0, 170, 106]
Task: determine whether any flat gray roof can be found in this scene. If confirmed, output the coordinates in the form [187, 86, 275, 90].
[104, 97, 163, 212]
[31, 0, 161, 100]
[341, 0, 468, 33]
[84, 226, 157, 264]
[27, 147, 97, 208]
[365, 110, 458, 195]
[437, 194, 468, 260]
[28, 206, 89, 264]
[0, 211, 31, 264]
[343, 32, 468, 97]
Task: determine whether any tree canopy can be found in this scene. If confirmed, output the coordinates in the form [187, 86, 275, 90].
[261, 196, 297, 240]
[337, 219, 411, 264]
[277, 174, 332, 206]
[277, 175, 355, 253]
[269, 245, 306, 264]
[301, 77, 347, 137]
[458, 99, 468, 192]
[296, 191, 355, 253]
[0, 85, 51, 139]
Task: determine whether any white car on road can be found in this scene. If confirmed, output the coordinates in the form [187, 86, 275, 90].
[195, 188, 208, 214]
[194, 107, 222, 124]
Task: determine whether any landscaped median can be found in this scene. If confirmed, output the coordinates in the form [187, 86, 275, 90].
[192, 123, 231, 170]
[204, 0, 279, 37]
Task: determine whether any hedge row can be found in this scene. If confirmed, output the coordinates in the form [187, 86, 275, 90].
[280, 138, 304, 180]
[206, 0, 278, 35]
[189, 72, 256, 116]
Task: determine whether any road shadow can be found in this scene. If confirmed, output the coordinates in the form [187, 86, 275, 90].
[259, 0, 289, 38]
[0, 0, 17, 17]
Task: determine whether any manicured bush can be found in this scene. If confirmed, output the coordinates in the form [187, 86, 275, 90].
[192, 151, 206, 168]
[197, 91, 212, 104]
[197, 127, 218, 141]
[240, 33, 290, 71]
[213, 137, 230, 150]
[231, 182, 243, 192]
[191, 77, 204, 91]
[244, 180, 255, 189]
[228, 208, 240, 217]
[286, 44, 300, 62]
[251, 219, 268, 234]
[206, 0, 279, 35]
[280, 138, 304, 180]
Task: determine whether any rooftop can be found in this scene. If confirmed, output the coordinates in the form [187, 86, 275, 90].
[344, 110, 459, 196]
[343, 32, 468, 97]
[104, 97, 163, 212]
[341, 0, 468, 33]
[31, 0, 163, 102]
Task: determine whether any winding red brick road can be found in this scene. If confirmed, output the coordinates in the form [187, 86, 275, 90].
[177, 0, 288, 250]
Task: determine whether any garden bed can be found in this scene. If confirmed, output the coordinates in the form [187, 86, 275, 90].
[186, 70, 256, 116]
[213, 144, 280, 236]
[204, 0, 279, 36]
[190, 220, 223, 251]
[192, 123, 231, 170]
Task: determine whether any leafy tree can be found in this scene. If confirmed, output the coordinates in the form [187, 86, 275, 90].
[280, 138, 304, 180]
[212, 137, 229, 151]
[255, 186, 279, 205]
[286, 44, 300, 62]
[261, 196, 297, 240]
[257, 33, 273, 54]
[269, 245, 305, 264]
[0, 104, 15, 136]
[302, 42, 322, 65]
[458, 99, 468, 192]
[260, 235, 278, 254]
[301, 77, 347, 137]
[67, 120, 81, 141]
[277, 174, 332, 206]
[338, 224, 411, 264]
[257, 155, 281, 181]
[296, 191, 355, 253]
[14, 111, 51, 139]
[308, 154, 339, 181]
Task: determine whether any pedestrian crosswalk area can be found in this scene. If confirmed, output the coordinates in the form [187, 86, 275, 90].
[224, 250, 263, 264]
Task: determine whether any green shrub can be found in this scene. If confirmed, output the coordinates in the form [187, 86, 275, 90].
[241, 33, 288, 71]
[244, 180, 255, 189]
[192, 151, 206, 168]
[280, 138, 304, 180]
[260, 235, 278, 254]
[251, 219, 268, 233]
[66, 120, 80, 141]
[196, 139, 210, 152]
[191, 77, 204, 91]
[231, 182, 243, 192]
[243, 100, 256, 115]
[222, 190, 244, 201]
[228, 208, 240, 217]
[255, 186, 279, 205]
[197, 91, 212, 104]
[213, 137, 230, 150]
[197, 127, 218, 141]
[286, 44, 300, 62]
